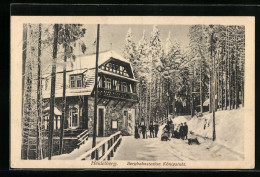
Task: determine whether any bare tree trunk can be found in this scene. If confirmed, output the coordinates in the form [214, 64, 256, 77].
[211, 35, 216, 141]
[200, 58, 203, 113]
[216, 50, 219, 111]
[149, 82, 152, 124]
[228, 40, 232, 110]
[21, 24, 28, 160]
[59, 45, 67, 155]
[91, 24, 100, 159]
[235, 33, 239, 109]
[146, 86, 148, 125]
[139, 83, 142, 124]
[209, 61, 212, 113]
[225, 30, 228, 110]
[36, 24, 43, 160]
[221, 47, 224, 110]
[231, 50, 234, 110]
[191, 64, 195, 117]
[48, 24, 59, 160]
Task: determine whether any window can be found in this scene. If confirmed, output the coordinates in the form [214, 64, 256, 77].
[77, 79, 82, 87]
[54, 116, 61, 130]
[44, 116, 49, 130]
[106, 78, 111, 89]
[123, 69, 129, 77]
[107, 63, 112, 71]
[45, 78, 48, 90]
[121, 82, 127, 92]
[70, 75, 82, 88]
[116, 80, 120, 91]
[44, 115, 61, 130]
[111, 120, 118, 129]
[68, 107, 79, 128]
[123, 111, 128, 128]
[98, 76, 103, 88]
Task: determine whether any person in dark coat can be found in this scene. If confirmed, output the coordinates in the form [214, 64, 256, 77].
[149, 122, 155, 138]
[184, 122, 188, 140]
[163, 123, 171, 138]
[179, 123, 184, 140]
[154, 123, 159, 138]
[170, 123, 175, 138]
[134, 124, 140, 139]
[141, 124, 146, 139]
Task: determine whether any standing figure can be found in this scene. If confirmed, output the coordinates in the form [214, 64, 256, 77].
[179, 123, 184, 140]
[170, 123, 175, 138]
[134, 123, 140, 139]
[154, 123, 159, 138]
[184, 122, 188, 140]
[141, 124, 146, 139]
[149, 122, 154, 138]
[164, 123, 171, 139]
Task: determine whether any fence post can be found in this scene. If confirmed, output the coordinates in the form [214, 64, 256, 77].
[113, 136, 116, 152]
[95, 149, 99, 160]
[110, 139, 114, 157]
[107, 141, 110, 160]
[102, 144, 105, 157]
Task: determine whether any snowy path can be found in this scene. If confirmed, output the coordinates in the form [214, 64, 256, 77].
[50, 111, 244, 161]
[114, 124, 244, 161]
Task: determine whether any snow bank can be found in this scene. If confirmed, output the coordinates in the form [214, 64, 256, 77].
[172, 116, 188, 124]
[188, 107, 244, 154]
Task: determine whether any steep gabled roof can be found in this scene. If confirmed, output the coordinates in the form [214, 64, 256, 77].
[42, 51, 137, 99]
[54, 50, 130, 73]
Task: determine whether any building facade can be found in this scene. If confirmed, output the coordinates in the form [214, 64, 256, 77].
[42, 51, 139, 142]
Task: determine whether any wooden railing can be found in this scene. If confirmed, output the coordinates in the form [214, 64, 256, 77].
[77, 129, 89, 148]
[98, 88, 138, 102]
[76, 131, 122, 160]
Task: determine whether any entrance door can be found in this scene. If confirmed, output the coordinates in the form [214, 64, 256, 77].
[123, 110, 128, 128]
[98, 108, 104, 136]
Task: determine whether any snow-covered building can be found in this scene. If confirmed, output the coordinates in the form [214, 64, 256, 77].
[42, 50, 139, 142]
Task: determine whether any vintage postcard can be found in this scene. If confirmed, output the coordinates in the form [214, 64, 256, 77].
[10, 16, 255, 169]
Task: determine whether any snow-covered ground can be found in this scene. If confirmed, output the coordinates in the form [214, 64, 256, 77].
[188, 107, 244, 155]
[114, 108, 244, 161]
[113, 134, 243, 161]
[47, 108, 244, 161]
[46, 137, 106, 160]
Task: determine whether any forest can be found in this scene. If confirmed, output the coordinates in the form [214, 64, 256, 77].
[124, 25, 245, 124]
[21, 24, 245, 159]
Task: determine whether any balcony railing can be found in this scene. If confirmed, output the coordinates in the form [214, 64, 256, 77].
[98, 87, 138, 102]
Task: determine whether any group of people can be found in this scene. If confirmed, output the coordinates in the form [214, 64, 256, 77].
[174, 122, 188, 140]
[162, 119, 189, 140]
[134, 122, 159, 139]
[134, 118, 189, 141]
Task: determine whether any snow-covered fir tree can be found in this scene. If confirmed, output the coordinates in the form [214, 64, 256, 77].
[123, 28, 137, 65]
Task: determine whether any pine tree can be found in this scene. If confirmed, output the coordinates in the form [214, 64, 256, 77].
[124, 28, 137, 67]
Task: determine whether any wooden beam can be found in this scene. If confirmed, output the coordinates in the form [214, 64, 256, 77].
[104, 99, 111, 106]
[121, 101, 128, 109]
[113, 100, 120, 107]
[97, 98, 103, 105]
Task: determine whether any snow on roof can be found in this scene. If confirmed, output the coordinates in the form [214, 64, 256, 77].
[55, 50, 130, 73]
[99, 70, 138, 82]
[43, 107, 62, 116]
[42, 69, 95, 99]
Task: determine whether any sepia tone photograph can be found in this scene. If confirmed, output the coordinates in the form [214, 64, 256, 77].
[10, 16, 255, 169]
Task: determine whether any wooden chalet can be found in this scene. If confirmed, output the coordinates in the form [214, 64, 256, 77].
[42, 50, 139, 146]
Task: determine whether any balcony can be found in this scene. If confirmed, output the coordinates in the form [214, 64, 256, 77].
[98, 87, 138, 103]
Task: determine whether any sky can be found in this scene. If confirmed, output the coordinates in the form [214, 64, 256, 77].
[41, 24, 191, 74]
[80, 24, 190, 55]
